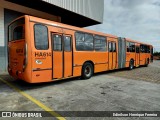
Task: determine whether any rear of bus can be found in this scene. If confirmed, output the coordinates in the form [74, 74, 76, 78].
[8, 16, 30, 82]
[8, 16, 53, 83]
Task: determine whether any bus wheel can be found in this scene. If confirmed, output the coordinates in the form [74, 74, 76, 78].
[82, 62, 93, 79]
[145, 58, 149, 67]
[129, 60, 134, 70]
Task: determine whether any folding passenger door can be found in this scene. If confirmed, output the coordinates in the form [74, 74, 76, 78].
[112, 42, 117, 69]
[63, 35, 73, 78]
[108, 41, 117, 70]
[52, 33, 63, 79]
[135, 45, 140, 67]
[51, 33, 73, 79]
[108, 42, 113, 70]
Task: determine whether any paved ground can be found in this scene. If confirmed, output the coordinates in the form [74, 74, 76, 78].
[0, 60, 160, 120]
[108, 60, 160, 84]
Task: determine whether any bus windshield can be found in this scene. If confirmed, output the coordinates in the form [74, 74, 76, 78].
[8, 17, 25, 41]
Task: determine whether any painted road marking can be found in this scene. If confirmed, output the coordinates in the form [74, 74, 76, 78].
[0, 77, 66, 120]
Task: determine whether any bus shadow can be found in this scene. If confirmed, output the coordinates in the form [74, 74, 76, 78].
[93, 65, 148, 77]
[0, 65, 148, 91]
[0, 75, 81, 91]
[9, 68, 129, 90]
[94, 68, 129, 76]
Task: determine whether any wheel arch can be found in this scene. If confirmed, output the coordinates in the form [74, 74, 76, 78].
[130, 58, 135, 66]
[82, 60, 94, 73]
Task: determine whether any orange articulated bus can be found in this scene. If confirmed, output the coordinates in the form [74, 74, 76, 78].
[8, 15, 153, 83]
[125, 38, 153, 69]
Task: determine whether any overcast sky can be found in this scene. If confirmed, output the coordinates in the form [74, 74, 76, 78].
[87, 0, 160, 52]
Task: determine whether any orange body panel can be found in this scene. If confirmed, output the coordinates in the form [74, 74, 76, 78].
[32, 70, 52, 83]
[74, 52, 108, 73]
[108, 52, 113, 70]
[135, 44, 140, 66]
[8, 40, 25, 71]
[72, 66, 81, 77]
[53, 52, 63, 79]
[126, 52, 136, 67]
[64, 52, 73, 77]
[140, 53, 151, 65]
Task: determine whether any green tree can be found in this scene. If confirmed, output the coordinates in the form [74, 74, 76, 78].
[153, 52, 160, 56]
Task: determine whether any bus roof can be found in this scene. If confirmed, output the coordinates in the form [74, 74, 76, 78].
[9, 15, 153, 47]
[27, 15, 118, 39]
[125, 38, 153, 46]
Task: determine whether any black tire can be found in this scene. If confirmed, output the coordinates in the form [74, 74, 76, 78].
[82, 62, 93, 79]
[129, 60, 134, 70]
[145, 58, 149, 67]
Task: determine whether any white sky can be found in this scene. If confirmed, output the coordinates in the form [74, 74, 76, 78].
[86, 0, 160, 52]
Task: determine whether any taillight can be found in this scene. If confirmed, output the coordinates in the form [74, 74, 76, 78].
[23, 43, 27, 71]
[23, 58, 26, 69]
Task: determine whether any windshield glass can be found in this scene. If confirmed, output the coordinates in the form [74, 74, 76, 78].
[9, 18, 25, 41]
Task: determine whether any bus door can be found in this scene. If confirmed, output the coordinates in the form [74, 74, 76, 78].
[136, 45, 140, 67]
[108, 41, 117, 70]
[51, 33, 73, 79]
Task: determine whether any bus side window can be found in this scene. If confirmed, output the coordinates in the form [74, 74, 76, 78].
[34, 24, 49, 50]
[75, 32, 93, 51]
[112, 42, 116, 52]
[136, 46, 140, 53]
[148, 46, 150, 53]
[109, 42, 112, 52]
[146, 46, 150, 53]
[144, 45, 147, 53]
[126, 42, 135, 52]
[13, 26, 24, 40]
[84, 33, 94, 51]
[64, 36, 71, 51]
[52, 34, 62, 51]
[140, 45, 143, 52]
[130, 42, 135, 52]
[140, 45, 145, 53]
[126, 42, 130, 52]
[94, 35, 107, 51]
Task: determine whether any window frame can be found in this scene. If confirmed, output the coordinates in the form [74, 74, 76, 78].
[136, 46, 140, 53]
[8, 17, 25, 42]
[52, 34, 62, 51]
[108, 42, 112, 52]
[13, 25, 25, 41]
[34, 24, 49, 50]
[130, 42, 135, 52]
[126, 42, 130, 52]
[140, 44, 145, 53]
[147, 46, 150, 53]
[126, 42, 135, 53]
[75, 31, 94, 51]
[94, 35, 107, 52]
[112, 42, 116, 52]
[64, 35, 72, 52]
